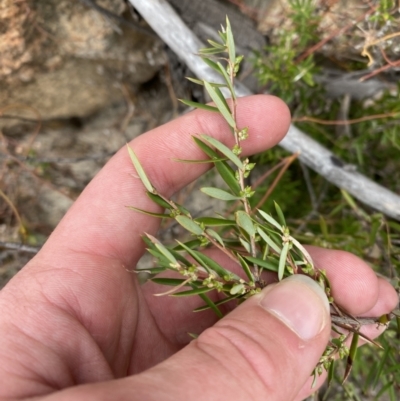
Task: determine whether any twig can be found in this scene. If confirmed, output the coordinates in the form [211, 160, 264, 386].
[128, 0, 400, 222]
[0, 241, 40, 254]
[0, 151, 115, 164]
[295, 4, 378, 63]
[292, 111, 400, 125]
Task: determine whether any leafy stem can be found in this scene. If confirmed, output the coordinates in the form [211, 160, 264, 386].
[125, 16, 396, 386]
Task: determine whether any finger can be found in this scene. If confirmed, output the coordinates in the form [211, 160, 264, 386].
[40, 95, 290, 267]
[357, 277, 399, 341]
[41, 275, 331, 401]
[306, 246, 381, 315]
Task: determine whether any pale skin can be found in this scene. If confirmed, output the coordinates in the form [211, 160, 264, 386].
[0, 95, 397, 401]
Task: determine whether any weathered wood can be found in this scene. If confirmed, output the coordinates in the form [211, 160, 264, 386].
[129, 0, 400, 221]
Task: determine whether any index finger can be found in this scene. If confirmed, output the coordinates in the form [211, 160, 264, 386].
[40, 95, 291, 267]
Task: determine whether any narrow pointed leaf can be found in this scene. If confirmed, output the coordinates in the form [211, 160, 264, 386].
[198, 47, 224, 55]
[146, 192, 171, 209]
[244, 256, 279, 272]
[215, 161, 241, 194]
[203, 81, 236, 128]
[236, 211, 256, 237]
[239, 237, 251, 253]
[327, 361, 335, 387]
[225, 17, 236, 64]
[179, 99, 219, 112]
[207, 39, 225, 49]
[290, 236, 314, 267]
[193, 137, 240, 194]
[172, 157, 226, 164]
[274, 201, 286, 227]
[177, 241, 239, 279]
[147, 249, 172, 268]
[257, 227, 282, 254]
[343, 332, 359, 383]
[127, 206, 169, 218]
[194, 294, 238, 312]
[151, 278, 187, 286]
[200, 134, 243, 169]
[201, 57, 221, 73]
[186, 77, 204, 86]
[173, 239, 203, 250]
[138, 266, 166, 275]
[205, 228, 224, 246]
[146, 234, 178, 266]
[195, 217, 236, 226]
[175, 215, 204, 236]
[237, 254, 254, 282]
[201, 187, 240, 201]
[258, 209, 283, 232]
[217, 61, 235, 98]
[127, 145, 154, 193]
[278, 241, 290, 280]
[197, 293, 223, 318]
[172, 287, 213, 297]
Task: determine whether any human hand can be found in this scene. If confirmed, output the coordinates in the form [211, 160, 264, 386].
[0, 95, 397, 401]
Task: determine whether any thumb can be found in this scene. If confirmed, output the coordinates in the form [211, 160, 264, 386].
[134, 275, 331, 401]
[46, 275, 330, 401]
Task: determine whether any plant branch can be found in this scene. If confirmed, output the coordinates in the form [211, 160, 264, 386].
[128, 0, 400, 222]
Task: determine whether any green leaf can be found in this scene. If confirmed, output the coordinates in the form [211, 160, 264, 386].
[127, 145, 154, 193]
[175, 215, 204, 236]
[225, 17, 236, 65]
[179, 99, 219, 113]
[201, 57, 221, 73]
[278, 241, 290, 280]
[192, 137, 240, 194]
[151, 278, 187, 286]
[235, 211, 256, 237]
[173, 239, 203, 250]
[126, 206, 169, 218]
[205, 228, 224, 246]
[203, 81, 236, 128]
[244, 256, 279, 272]
[177, 241, 239, 279]
[201, 187, 240, 201]
[198, 47, 224, 55]
[200, 134, 243, 169]
[194, 294, 238, 312]
[343, 332, 359, 383]
[215, 161, 241, 194]
[327, 360, 335, 387]
[207, 39, 225, 49]
[257, 227, 282, 254]
[172, 157, 226, 164]
[196, 293, 223, 318]
[258, 209, 283, 232]
[138, 266, 167, 275]
[146, 249, 172, 268]
[237, 254, 254, 281]
[146, 234, 178, 266]
[239, 237, 251, 253]
[274, 201, 286, 227]
[172, 287, 213, 297]
[217, 61, 235, 99]
[195, 217, 236, 226]
[146, 192, 171, 209]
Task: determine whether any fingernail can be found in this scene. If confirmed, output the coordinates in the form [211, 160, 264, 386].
[260, 275, 330, 341]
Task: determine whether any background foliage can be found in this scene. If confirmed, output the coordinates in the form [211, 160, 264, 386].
[251, 1, 400, 399]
